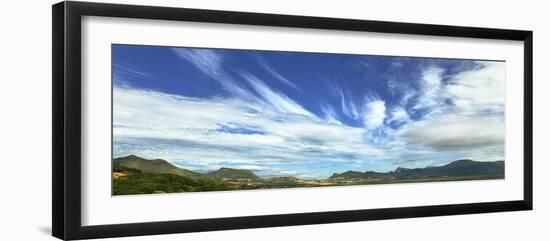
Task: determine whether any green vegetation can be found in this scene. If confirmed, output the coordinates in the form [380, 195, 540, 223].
[206, 167, 260, 180]
[113, 172, 235, 195]
[113, 163, 234, 195]
[112, 155, 505, 195]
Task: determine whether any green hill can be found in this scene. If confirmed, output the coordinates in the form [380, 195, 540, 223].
[113, 172, 234, 195]
[112, 155, 235, 195]
[206, 167, 260, 180]
[265, 176, 300, 182]
[114, 155, 202, 178]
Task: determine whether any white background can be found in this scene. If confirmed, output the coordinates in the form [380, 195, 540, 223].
[0, 0, 547, 240]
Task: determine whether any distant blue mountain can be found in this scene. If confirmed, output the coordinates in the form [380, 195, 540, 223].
[329, 160, 504, 180]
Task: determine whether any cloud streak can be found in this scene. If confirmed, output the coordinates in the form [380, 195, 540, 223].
[336, 86, 360, 120]
[240, 71, 315, 118]
[257, 56, 301, 91]
[172, 48, 223, 79]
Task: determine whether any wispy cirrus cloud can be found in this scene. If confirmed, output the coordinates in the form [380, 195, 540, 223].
[171, 48, 224, 79]
[114, 64, 151, 77]
[320, 102, 342, 125]
[240, 71, 315, 118]
[172, 48, 314, 119]
[172, 48, 256, 101]
[335, 86, 360, 120]
[256, 56, 301, 91]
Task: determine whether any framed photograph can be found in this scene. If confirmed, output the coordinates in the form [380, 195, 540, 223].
[52, 1, 533, 240]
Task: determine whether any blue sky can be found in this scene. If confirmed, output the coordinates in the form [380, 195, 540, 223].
[112, 44, 505, 179]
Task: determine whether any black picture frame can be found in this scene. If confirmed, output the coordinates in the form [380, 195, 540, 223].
[52, 1, 533, 240]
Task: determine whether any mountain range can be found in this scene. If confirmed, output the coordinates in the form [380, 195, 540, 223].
[112, 155, 504, 195]
[329, 159, 504, 180]
[114, 155, 259, 181]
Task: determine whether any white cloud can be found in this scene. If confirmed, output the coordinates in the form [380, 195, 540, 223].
[361, 97, 386, 129]
[411, 62, 505, 117]
[388, 106, 410, 124]
[402, 115, 504, 151]
[113, 86, 386, 176]
[396, 61, 506, 158]
[444, 62, 505, 114]
[413, 66, 445, 111]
